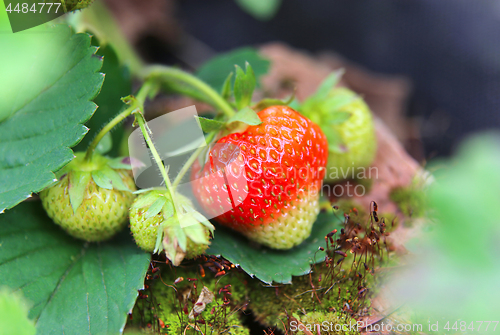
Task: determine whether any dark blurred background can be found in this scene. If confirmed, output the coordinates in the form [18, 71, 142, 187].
[107, 0, 500, 160]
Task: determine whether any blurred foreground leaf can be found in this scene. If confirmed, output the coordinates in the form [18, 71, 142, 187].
[0, 288, 36, 335]
[387, 133, 500, 325]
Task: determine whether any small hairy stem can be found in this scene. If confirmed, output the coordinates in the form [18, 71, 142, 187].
[84, 81, 155, 162]
[142, 65, 235, 118]
[172, 131, 216, 189]
[135, 113, 182, 218]
[84, 106, 133, 162]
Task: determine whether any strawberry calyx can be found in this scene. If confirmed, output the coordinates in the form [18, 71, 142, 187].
[57, 152, 134, 213]
[298, 70, 362, 153]
[130, 189, 214, 265]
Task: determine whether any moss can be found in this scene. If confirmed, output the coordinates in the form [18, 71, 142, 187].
[128, 264, 250, 335]
[246, 258, 372, 334]
[378, 212, 398, 232]
[331, 198, 368, 220]
[390, 182, 427, 219]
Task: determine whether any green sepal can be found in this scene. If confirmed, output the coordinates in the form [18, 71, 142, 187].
[191, 210, 215, 234]
[325, 130, 348, 153]
[91, 170, 113, 190]
[145, 198, 167, 219]
[312, 69, 344, 101]
[107, 157, 133, 170]
[322, 93, 360, 115]
[234, 63, 256, 110]
[68, 171, 92, 213]
[327, 111, 352, 125]
[174, 224, 187, 252]
[288, 98, 301, 110]
[196, 116, 226, 133]
[228, 106, 262, 126]
[101, 167, 131, 191]
[131, 190, 162, 208]
[252, 92, 295, 111]
[163, 200, 174, 220]
[162, 221, 179, 261]
[221, 72, 233, 100]
[120, 95, 134, 105]
[183, 217, 210, 245]
[154, 216, 175, 254]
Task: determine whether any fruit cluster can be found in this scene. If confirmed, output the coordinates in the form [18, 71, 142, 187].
[39, 67, 377, 265]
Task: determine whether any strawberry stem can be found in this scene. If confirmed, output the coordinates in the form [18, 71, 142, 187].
[142, 65, 236, 118]
[84, 81, 155, 163]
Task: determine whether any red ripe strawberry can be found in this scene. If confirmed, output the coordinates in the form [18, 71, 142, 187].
[192, 106, 328, 249]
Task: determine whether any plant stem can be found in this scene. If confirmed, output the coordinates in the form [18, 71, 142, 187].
[84, 106, 132, 162]
[84, 81, 155, 162]
[134, 113, 181, 215]
[172, 131, 216, 189]
[143, 65, 235, 118]
[135, 116, 172, 191]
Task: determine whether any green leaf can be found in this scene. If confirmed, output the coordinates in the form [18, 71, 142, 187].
[196, 117, 226, 133]
[234, 63, 256, 110]
[91, 170, 113, 190]
[312, 69, 344, 101]
[207, 210, 342, 284]
[0, 25, 104, 213]
[131, 191, 162, 209]
[234, 0, 282, 20]
[145, 198, 167, 219]
[0, 288, 36, 335]
[102, 166, 130, 191]
[107, 157, 133, 170]
[228, 107, 262, 126]
[196, 47, 270, 90]
[0, 202, 150, 335]
[73, 37, 132, 157]
[221, 72, 233, 100]
[69, 171, 92, 213]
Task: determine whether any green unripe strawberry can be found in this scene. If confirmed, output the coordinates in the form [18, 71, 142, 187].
[129, 190, 214, 264]
[299, 72, 377, 183]
[40, 153, 136, 242]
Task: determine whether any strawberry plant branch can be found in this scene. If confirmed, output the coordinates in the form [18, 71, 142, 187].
[131, 106, 182, 218]
[143, 65, 236, 118]
[84, 80, 156, 163]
